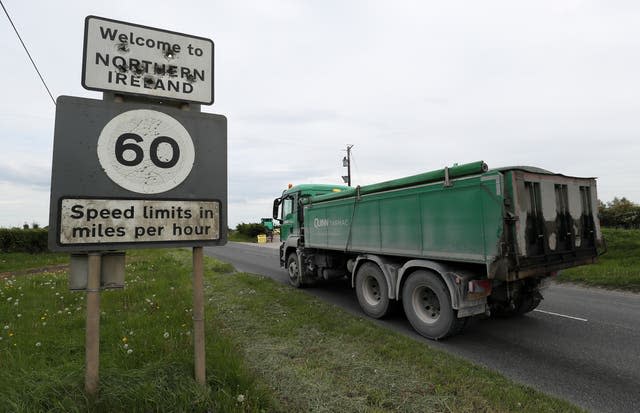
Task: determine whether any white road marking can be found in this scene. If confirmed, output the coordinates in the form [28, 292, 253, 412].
[533, 309, 588, 322]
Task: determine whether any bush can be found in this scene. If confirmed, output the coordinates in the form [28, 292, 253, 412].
[234, 222, 267, 238]
[0, 228, 48, 253]
[599, 198, 640, 229]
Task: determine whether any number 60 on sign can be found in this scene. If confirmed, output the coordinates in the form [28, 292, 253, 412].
[97, 109, 195, 194]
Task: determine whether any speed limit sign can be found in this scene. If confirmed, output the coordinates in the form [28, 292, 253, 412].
[48, 96, 227, 251]
[97, 110, 195, 194]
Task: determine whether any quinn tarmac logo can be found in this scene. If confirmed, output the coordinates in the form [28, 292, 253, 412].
[313, 218, 349, 229]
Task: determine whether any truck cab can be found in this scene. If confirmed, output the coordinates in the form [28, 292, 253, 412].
[273, 184, 349, 242]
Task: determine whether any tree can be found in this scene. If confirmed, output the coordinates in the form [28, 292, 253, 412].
[599, 197, 640, 228]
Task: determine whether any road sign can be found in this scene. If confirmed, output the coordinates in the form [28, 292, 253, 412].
[82, 16, 214, 104]
[58, 198, 220, 245]
[97, 109, 196, 194]
[48, 96, 227, 251]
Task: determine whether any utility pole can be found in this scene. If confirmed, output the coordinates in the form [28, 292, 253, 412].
[342, 144, 354, 186]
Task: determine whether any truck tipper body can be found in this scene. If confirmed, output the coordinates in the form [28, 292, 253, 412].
[273, 161, 603, 339]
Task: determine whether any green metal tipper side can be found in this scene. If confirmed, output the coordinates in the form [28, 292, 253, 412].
[302, 162, 504, 268]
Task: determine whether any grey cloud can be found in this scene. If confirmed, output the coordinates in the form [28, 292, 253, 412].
[0, 163, 50, 189]
[236, 109, 342, 125]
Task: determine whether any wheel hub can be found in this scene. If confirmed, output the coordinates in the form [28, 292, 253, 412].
[363, 276, 381, 306]
[412, 286, 440, 324]
[288, 260, 298, 281]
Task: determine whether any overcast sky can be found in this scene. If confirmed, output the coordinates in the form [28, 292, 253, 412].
[1, 0, 639, 228]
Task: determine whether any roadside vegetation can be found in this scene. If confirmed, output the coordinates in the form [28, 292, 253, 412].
[1, 252, 67, 273]
[1, 227, 66, 273]
[0, 227, 49, 254]
[208, 270, 580, 413]
[228, 222, 279, 243]
[227, 230, 256, 243]
[598, 197, 640, 229]
[0, 249, 272, 412]
[228, 222, 268, 242]
[1, 249, 580, 412]
[558, 227, 640, 292]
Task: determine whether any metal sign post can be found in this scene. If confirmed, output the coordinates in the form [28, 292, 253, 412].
[85, 253, 102, 396]
[192, 246, 205, 385]
[49, 15, 225, 396]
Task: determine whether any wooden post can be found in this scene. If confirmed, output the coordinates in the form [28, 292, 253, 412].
[85, 252, 102, 396]
[192, 246, 206, 385]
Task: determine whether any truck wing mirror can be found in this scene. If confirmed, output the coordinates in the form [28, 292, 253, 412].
[297, 197, 307, 222]
[272, 198, 282, 222]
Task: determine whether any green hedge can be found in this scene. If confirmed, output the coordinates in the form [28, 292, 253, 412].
[0, 228, 48, 253]
[235, 222, 267, 238]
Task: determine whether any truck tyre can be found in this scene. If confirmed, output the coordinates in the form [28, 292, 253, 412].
[511, 293, 542, 316]
[402, 270, 467, 340]
[286, 253, 303, 288]
[355, 262, 391, 319]
[516, 294, 542, 314]
[491, 292, 542, 317]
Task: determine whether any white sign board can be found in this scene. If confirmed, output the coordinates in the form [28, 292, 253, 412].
[83, 16, 214, 104]
[59, 199, 220, 245]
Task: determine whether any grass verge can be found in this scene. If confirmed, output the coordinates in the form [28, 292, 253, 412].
[558, 228, 640, 292]
[0, 252, 67, 273]
[1, 249, 582, 412]
[206, 273, 580, 412]
[0, 249, 272, 412]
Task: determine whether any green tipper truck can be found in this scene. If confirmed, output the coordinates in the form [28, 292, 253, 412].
[272, 161, 603, 339]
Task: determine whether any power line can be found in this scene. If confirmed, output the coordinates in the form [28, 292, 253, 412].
[1, 0, 56, 106]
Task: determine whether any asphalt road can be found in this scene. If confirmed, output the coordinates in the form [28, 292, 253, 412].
[204, 242, 640, 413]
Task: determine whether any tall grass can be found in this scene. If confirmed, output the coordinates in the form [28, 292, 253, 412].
[0, 252, 67, 273]
[0, 249, 272, 412]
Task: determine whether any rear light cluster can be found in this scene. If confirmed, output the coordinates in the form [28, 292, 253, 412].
[467, 279, 492, 299]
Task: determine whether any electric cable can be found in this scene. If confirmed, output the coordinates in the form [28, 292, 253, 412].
[0, 0, 56, 106]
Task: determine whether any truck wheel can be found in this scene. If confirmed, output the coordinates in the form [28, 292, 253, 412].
[491, 292, 542, 317]
[402, 270, 466, 340]
[355, 263, 391, 319]
[286, 253, 303, 288]
[514, 293, 542, 315]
